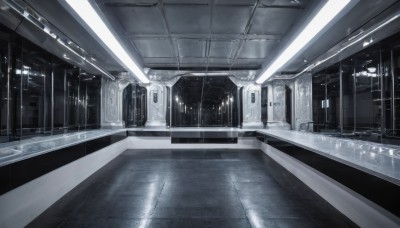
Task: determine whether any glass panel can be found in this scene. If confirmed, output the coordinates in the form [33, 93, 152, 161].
[381, 31, 400, 145]
[66, 67, 79, 132]
[0, 27, 10, 142]
[312, 64, 340, 133]
[285, 86, 292, 126]
[123, 84, 147, 127]
[342, 59, 355, 134]
[261, 86, 268, 123]
[53, 61, 66, 133]
[86, 75, 101, 129]
[326, 66, 340, 132]
[312, 72, 326, 132]
[392, 47, 400, 135]
[352, 45, 381, 142]
[20, 40, 51, 138]
[78, 73, 87, 129]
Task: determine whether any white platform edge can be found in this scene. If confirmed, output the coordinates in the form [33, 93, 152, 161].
[1, 136, 399, 228]
[0, 138, 128, 228]
[259, 142, 400, 228]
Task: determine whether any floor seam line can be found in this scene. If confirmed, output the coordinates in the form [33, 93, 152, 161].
[231, 176, 254, 228]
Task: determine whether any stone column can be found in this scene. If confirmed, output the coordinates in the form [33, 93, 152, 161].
[242, 83, 264, 129]
[294, 73, 312, 131]
[266, 80, 291, 130]
[101, 78, 126, 128]
[145, 82, 167, 128]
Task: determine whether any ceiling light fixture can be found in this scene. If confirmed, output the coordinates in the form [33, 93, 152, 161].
[63, 0, 149, 83]
[256, 0, 352, 84]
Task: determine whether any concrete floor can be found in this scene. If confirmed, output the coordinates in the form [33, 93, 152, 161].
[28, 149, 357, 228]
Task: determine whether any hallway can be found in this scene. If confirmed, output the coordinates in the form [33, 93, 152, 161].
[28, 150, 356, 228]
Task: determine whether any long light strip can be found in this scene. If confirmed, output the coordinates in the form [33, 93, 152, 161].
[64, 0, 149, 83]
[256, 0, 352, 84]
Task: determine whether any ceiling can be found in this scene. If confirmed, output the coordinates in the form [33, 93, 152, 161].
[96, 0, 314, 71]
[16, 0, 400, 81]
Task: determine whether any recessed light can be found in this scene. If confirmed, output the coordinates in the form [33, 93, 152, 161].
[256, 0, 352, 84]
[63, 0, 149, 83]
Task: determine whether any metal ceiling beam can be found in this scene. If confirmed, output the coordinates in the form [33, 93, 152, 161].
[158, 0, 181, 71]
[229, 0, 260, 69]
[205, 0, 214, 72]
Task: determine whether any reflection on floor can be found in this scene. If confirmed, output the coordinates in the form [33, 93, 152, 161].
[28, 149, 356, 228]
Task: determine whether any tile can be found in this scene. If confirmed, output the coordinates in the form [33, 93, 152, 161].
[239, 193, 303, 210]
[156, 193, 242, 208]
[234, 182, 284, 196]
[28, 149, 356, 228]
[151, 207, 246, 218]
[247, 217, 317, 228]
[245, 206, 305, 219]
[230, 169, 276, 182]
[170, 218, 252, 228]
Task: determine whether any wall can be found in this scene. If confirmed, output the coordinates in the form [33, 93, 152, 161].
[0, 24, 101, 143]
[311, 30, 400, 145]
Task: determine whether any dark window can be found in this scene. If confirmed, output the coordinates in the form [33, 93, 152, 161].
[172, 76, 238, 127]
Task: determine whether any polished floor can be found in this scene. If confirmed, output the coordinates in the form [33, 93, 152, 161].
[28, 149, 356, 228]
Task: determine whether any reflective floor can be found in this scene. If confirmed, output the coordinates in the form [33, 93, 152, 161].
[28, 149, 356, 228]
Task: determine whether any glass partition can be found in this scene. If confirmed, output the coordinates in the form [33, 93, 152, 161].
[312, 63, 340, 133]
[0, 27, 10, 142]
[122, 84, 147, 127]
[53, 60, 66, 133]
[0, 24, 102, 143]
[172, 76, 238, 127]
[311, 30, 400, 145]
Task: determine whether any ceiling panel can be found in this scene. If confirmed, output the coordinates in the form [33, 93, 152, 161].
[108, 6, 167, 34]
[207, 58, 231, 65]
[212, 5, 253, 34]
[237, 39, 277, 59]
[165, 5, 210, 34]
[132, 39, 175, 58]
[259, 0, 308, 7]
[177, 39, 206, 57]
[215, 0, 257, 6]
[209, 40, 235, 58]
[102, 0, 158, 3]
[179, 57, 207, 65]
[143, 57, 177, 64]
[233, 58, 265, 68]
[163, 0, 209, 4]
[250, 7, 303, 35]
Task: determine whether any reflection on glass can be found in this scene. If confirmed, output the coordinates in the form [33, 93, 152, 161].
[122, 84, 147, 127]
[172, 76, 238, 127]
[53, 61, 66, 133]
[20, 40, 51, 137]
[312, 63, 340, 133]
[86, 75, 101, 129]
[0, 27, 9, 142]
[0, 24, 102, 143]
[342, 60, 355, 133]
[353, 46, 381, 141]
[261, 86, 268, 123]
[311, 30, 400, 145]
[66, 67, 79, 131]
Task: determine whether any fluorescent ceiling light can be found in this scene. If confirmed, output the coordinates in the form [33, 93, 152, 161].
[256, 0, 352, 84]
[64, 0, 149, 83]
